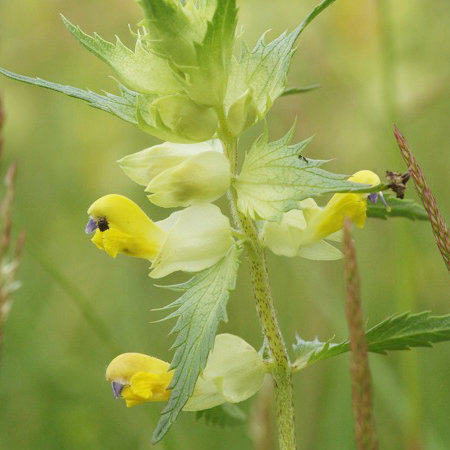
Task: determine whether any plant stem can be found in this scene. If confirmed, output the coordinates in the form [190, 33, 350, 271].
[218, 113, 296, 450]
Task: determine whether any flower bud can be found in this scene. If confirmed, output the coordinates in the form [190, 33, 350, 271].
[149, 94, 219, 143]
[226, 89, 259, 136]
[118, 140, 230, 208]
[86, 196, 232, 278]
[105, 334, 266, 410]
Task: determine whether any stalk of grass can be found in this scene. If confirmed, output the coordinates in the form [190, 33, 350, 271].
[343, 219, 378, 450]
[394, 126, 450, 271]
[0, 96, 25, 369]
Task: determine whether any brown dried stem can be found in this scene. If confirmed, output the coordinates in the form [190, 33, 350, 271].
[343, 220, 378, 450]
[394, 126, 450, 271]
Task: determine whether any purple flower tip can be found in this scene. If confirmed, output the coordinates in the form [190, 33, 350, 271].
[111, 381, 125, 399]
[85, 217, 98, 234]
[368, 193, 378, 204]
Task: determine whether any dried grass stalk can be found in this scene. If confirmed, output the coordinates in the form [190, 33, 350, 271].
[394, 126, 450, 271]
[343, 219, 378, 450]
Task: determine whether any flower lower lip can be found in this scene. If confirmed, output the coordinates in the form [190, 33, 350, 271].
[111, 381, 125, 399]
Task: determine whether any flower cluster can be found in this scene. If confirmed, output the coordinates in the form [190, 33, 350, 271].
[85, 138, 381, 411]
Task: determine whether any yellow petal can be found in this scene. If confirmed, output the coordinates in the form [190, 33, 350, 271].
[311, 170, 380, 240]
[87, 194, 166, 260]
[106, 353, 171, 382]
[130, 371, 172, 402]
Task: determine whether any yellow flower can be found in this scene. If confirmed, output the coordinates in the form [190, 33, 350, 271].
[311, 170, 381, 241]
[260, 170, 381, 260]
[86, 195, 233, 278]
[87, 194, 166, 259]
[106, 353, 173, 407]
[106, 334, 266, 411]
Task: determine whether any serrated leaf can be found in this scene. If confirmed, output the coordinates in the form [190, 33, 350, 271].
[0, 67, 141, 124]
[226, 0, 337, 116]
[367, 194, 428, 221]
[235, 125, 377, 220]
[226, 28, 298, 116]
[61, 15, 180, 95]
[196, 403, 246, 427]
[152, 245, 241, 443]
[187, 0, 237, 105]
[292, 312, 450, 371]
[138, 0, 207, 67]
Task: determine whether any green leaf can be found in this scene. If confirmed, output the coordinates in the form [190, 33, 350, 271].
[226, 0, 337, 116]
[367, 193, 428, 221]
[235, 125, 376, 220]
[137, 0, 207, 67]
[152, 245, 241, 443]
[61, 15, 180, 95]
[227, 28, 298, 116]
[292, 312, 450, 371]
[187, 0, 238, 105]
[0, 67, 140, 125]
[196, 403, 246, 427]
[281, 84, 321, 97]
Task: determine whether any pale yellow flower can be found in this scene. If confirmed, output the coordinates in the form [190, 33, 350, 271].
[260, 170, 381, 260]
[106, 334, 266, 411]
[86, 194, 233, 278]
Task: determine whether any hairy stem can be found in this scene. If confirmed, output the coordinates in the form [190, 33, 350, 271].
[218, 112, 296, 450]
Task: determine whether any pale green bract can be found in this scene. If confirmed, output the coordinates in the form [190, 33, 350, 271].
[225, 28, 298, 119]
[235, 125, 376, 221]
[152, 245, 241, 443]
[292, 312, 450, 372]
[61, 16, 181, 95]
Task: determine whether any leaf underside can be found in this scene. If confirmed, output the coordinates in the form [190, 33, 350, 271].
[152, 245, 241, 443]
[292, 311, 450, 371]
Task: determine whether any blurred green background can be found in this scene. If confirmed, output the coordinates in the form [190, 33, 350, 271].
[0, 0, 449, 449]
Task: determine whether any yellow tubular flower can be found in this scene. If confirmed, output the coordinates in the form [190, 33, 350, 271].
[86, 195, 233, 278]
[309, 170, 381, 241]
[87, 194, 166, 259]
[105, 334, 266, 410]
[259, 170, 381, 260]
[106, 353, 173, 407]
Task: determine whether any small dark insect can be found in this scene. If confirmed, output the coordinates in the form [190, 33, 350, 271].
[97, 216, 109, 232]
[298, 155, 309, 163]
[386, 170, 410, 199]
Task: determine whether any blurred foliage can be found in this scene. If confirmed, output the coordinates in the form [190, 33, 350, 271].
[0, 0, 448, 449]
